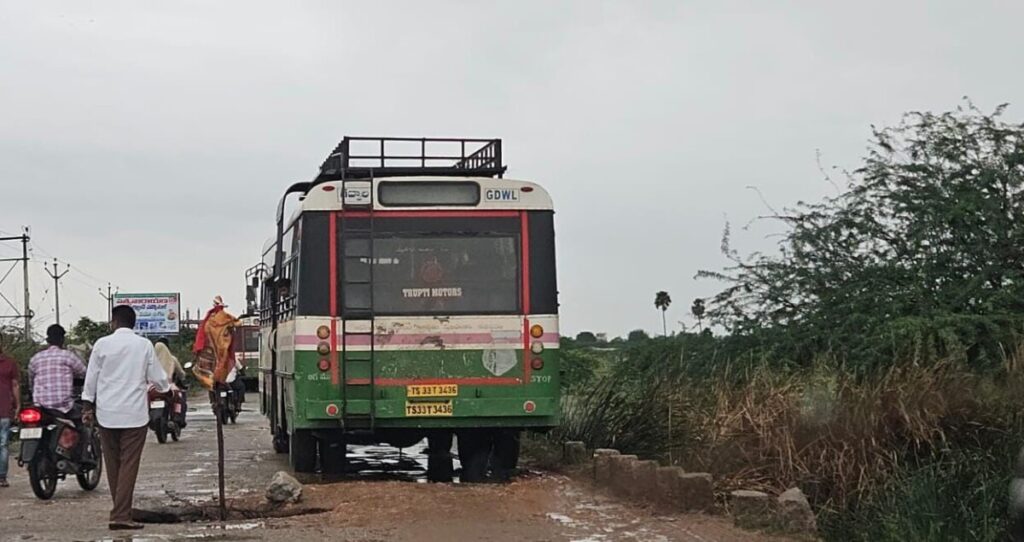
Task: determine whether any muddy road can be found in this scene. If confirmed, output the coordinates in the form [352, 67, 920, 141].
[0, 395, 776, 542]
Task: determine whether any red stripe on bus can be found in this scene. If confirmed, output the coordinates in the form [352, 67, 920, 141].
[294, 332, 560, 346]
[329, 212, 339, 386]
[521, 211, 532, 384]
[346, 377, 522, 386]
[339, 210, 520, 218]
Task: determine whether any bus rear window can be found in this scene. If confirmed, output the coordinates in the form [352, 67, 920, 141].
[343, 235, 519, 315]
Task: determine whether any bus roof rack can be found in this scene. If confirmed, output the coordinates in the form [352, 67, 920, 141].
[315, 137, 506, 184]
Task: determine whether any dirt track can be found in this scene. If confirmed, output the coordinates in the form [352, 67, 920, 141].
[0, 395, 779, 541]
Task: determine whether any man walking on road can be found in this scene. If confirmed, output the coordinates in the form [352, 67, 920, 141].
[0, 340, 20, 488]
[83, 305, 170, 531]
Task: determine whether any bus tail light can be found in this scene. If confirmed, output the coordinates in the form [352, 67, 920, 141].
[530, 358, 544, 371]
[530, 324, 544, 338]
[316, 325, 331, 339]
[530, 342, 544, 355]
[523, 401, 536, 413]
[317, 342, 331, 356]
[318, 359, 331, 372]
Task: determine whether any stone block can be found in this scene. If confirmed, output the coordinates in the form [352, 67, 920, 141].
[627, 460, 660, 501]
[563, 441, 588, 465]
[608, 454, 639, 494]
[731, 490, 774, 530]
[594, 451, 619, 485]
[677, 473, 714, 512]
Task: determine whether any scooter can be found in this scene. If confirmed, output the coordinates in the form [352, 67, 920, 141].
[209, 383, 241, 425]
[148, 383, 187, 443]
[14, 403, 103, 500]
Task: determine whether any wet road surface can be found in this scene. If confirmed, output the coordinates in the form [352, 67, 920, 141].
[0, 395, 780, 542]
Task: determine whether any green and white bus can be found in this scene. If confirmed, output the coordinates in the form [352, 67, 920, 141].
[253, 137, 559, 482]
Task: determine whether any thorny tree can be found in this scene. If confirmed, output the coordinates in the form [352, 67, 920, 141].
[700, 102, 1024, 369]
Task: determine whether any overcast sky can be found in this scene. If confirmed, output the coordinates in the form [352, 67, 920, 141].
[1, 1, 1022, 338]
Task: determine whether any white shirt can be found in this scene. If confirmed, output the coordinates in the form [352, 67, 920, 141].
[226, 359, 243, 383]
[84, 328, 171, 429]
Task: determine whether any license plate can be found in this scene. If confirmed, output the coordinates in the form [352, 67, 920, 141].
[150, 400, 165, 408]
[20, 427, 42, 440]
[407, 384, 458, 398]
[404, 401, 453, 417]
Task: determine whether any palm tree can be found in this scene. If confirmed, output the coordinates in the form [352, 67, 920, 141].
[691, 298, 706, 332]
[654, 291, 671, 336]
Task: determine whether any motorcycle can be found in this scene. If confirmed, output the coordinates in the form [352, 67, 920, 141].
[148, 383, 187, 443]
[13, 403, 103, 500]
[209, 383, 241, 425]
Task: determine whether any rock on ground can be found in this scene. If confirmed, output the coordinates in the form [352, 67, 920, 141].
[777, 487, 817, 535]
[267, 471, 304, 504]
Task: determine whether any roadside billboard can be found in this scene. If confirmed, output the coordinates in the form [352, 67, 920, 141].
[111, 292, 180, 335]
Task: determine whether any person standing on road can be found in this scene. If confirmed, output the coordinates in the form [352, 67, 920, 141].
[83, 305, 170, 531]
[0, 340, 21, 488]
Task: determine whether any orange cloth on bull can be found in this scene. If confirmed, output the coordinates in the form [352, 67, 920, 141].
[193, 303, 241, 384]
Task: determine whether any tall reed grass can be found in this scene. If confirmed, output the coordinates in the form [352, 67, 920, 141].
[553, 339, 1024, 540]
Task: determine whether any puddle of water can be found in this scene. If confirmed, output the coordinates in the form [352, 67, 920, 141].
[547, 513, 575, 525]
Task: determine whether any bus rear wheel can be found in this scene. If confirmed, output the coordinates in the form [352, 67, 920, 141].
[426, 431, 454, 483]
[456, 430, 491, 483]
[490, 429, 521, 481]
[319, 438, 347, 474]
[289, 430, 317, 473]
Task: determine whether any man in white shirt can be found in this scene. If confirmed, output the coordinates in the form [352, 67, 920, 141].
[83, 305, 170, 531]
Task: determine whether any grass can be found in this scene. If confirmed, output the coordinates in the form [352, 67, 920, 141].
[548, 339, 1024, 541]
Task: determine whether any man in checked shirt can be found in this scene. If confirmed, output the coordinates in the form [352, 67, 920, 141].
[28, 324, 87, 425]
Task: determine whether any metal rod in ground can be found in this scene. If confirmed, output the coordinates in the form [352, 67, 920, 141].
[215, 390, 226, 521]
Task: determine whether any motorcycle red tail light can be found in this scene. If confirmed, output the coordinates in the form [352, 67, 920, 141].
[58, 426, 79, 450]
[19, 408, 41, 425]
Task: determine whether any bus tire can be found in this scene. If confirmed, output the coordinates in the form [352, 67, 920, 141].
[289, 430, 317, 473]
[272, 430, 289, 454]
[426, 431, 454, 483]
[319, 439, 347, 474]
[490, 429, 521, 481]
[457, 430, 491, 483]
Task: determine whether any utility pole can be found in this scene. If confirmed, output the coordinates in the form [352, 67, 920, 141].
[99, 282, 116, 322]
[21, 229, 30, 340]
[45, 258, 70, 326]
[0, 228, 32, 340]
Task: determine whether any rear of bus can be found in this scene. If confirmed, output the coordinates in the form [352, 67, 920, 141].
[263, 138, 559, 476]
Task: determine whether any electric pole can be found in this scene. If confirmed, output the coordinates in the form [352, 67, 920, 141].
[0, 228, 32, 340]
[45, 258, 70, 326]
[99, 282, 116, 322]
[21, 229, 30, 340]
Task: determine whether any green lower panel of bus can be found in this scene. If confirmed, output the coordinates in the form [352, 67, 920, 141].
[273, 348, 560, 431]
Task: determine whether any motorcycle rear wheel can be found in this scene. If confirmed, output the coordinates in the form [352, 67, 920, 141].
[76, 433, 103, 491]
[29, 455, 58, 500]
[155, 417, 168, 444]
